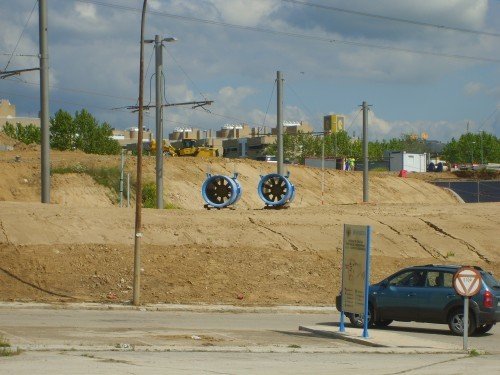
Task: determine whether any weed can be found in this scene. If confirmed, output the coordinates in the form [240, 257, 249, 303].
[52, 164, 122, 200]
[0, 347, 22, 357]
[444, 251, 455, 259]
[142, 182, 179, 209]
[0, 337, 21, 357]
[469, 349, 481, 357]
[288, 344, 301, 349]
[0, 336, 11, 348]
[142, 182, 157, 208]
[164, 202, 180, 210]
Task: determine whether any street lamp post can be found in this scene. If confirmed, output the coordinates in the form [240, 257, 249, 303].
[144, 35, 177, 209]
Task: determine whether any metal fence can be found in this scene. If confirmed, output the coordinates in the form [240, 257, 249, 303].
[432, 180, 500, 203]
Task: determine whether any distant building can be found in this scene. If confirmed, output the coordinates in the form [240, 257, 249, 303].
[0, 99, 40, 129]
[271, 121, 313, 135]
[388, 151, 427, 173]
[323, 114, 345, 133]
[112, 127, 152, 147]
[216, 124, 252, 139]
[223, 135, 277, 158]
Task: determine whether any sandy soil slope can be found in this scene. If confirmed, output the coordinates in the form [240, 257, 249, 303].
[0, 142, 498, 305]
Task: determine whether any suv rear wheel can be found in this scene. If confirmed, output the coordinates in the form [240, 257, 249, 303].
[475, 323, 494, 335]
[448, 309, 476, 336]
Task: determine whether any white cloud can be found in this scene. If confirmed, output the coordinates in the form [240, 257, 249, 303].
[74, 3, 97, 21]
[0, 0, 498, 141]
[210, 0, 280, 25]
[217, 86, 256, 107]
[464, 82, 483, 96]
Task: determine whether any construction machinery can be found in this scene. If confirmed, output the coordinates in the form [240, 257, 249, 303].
[150, 139, 219, 157]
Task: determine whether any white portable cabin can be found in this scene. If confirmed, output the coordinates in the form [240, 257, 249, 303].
[389, 151, 427, 172]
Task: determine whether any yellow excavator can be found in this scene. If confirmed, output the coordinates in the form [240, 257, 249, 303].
[150, 139, 219, 157]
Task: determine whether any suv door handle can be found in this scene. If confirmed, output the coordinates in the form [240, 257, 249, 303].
[408, 292, 416, 297]
[446, 294, 456, 299]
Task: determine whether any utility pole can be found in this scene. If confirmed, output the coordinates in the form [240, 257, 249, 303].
[362, 101, 369, 203]
[143, 35, 177, 209]
[154, 35, 164, 209]
[277, 71, 284, 175]
[321, 132, 325, 205]
[39, 0, 50, 203]
[133, 0, 148, 306]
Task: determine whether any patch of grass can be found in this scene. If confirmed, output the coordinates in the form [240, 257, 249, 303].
[288, 344, 301, 349]
[454, 169, 500, 180]
[444, 251, 455, 259]
[52, 164, 122, 199]
[0, 336, 21, 357]
[142, 182, 180, 209]
[469, 349, 481, 357]
[51, 163, 88, 175]
[164, 202, 181, 210]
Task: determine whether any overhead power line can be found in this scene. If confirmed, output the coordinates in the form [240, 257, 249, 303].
[3, 76, 136, 102]
[73, 0, 500, 64]
[0, 53, 38, 57]
[281, 0, 500, 38]
[3, 0, 38, 71]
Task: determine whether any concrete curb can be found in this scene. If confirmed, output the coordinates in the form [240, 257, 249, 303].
[299, 325, 386, 347]
[0, 302, 336, 314]
[11, 344, 469, 355]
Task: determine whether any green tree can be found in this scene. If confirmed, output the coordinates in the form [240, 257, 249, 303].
[50, 109, 75, 150]
[443, 132, 500, 163]
[73, 109, 121, 155]
[2, 122, 41, 144]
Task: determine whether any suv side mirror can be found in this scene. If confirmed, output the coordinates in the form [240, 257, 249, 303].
[380, 280, 389, 288]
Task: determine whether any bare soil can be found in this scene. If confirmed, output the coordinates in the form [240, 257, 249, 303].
[0, 140, 498, 306]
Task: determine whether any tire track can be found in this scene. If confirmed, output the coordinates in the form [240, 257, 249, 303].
[420, 219, 490, 264]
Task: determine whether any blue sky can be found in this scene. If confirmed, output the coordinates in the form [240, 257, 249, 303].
[1, 0, 499, 141]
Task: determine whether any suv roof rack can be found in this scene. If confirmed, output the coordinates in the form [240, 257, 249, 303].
[418, 264, 484, 271]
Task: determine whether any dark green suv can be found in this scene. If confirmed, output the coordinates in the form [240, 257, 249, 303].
[336, 265, 500, 335]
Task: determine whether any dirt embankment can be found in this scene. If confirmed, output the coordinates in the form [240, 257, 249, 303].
[0, 148, 458, 209]
[0, 142, 498, 305]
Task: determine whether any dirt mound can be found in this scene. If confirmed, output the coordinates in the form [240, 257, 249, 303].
[52, 173, 116, 207]
[0, 149, 460, 209]
[0, 201, 498, 305]
[1, 148, 496, 306]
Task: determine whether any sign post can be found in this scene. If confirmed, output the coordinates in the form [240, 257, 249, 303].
[340, 224, 371, 338]
[452, 267, 482, 351]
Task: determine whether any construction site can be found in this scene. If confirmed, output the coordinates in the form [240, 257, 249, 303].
[1, 131, 499, 306]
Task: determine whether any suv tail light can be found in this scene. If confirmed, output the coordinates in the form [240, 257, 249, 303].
[483, 290, 494, 308]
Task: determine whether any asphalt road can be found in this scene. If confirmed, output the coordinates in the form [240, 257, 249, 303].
[0, 305, 499, 374]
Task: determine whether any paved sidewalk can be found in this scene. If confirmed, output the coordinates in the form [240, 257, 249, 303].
[0, 302, 471, 354]
[299, 324, 464, 353]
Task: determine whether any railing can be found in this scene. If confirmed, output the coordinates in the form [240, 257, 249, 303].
[432, 180, 500, 203]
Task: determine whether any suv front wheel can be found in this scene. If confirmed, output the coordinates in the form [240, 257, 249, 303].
[448, 309, 476, 336]
[347, 306, 374, 328]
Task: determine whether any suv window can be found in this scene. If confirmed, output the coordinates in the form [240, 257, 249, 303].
[481, 271, 500, 289]
[389, 270, 426, 287]
[426, 271, 453, 288]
